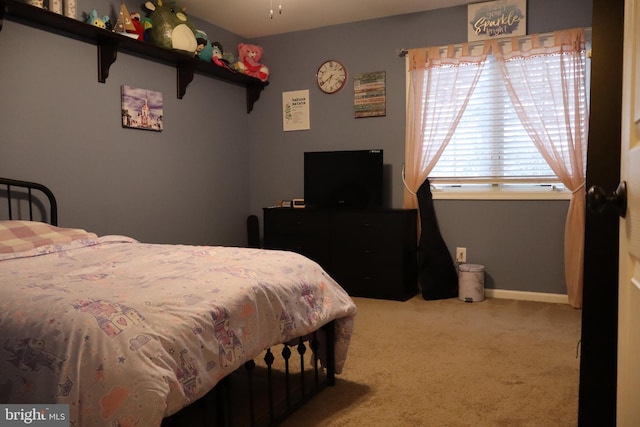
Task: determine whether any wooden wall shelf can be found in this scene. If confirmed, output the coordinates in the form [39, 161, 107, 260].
[0, 0, 268, 112]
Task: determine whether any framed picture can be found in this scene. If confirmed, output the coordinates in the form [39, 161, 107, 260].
[282, 90, 310, 131]
[121, 85, 163, 131]
[468, 0, 527, 42]
[354, 71, 386, 118]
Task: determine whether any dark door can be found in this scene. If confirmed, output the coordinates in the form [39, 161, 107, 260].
[579, 0, 624, 424]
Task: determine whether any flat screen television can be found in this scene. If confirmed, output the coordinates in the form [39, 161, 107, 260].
[304, 149, 383, 209]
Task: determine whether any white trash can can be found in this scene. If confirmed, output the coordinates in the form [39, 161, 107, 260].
[458, 264, 485, 302]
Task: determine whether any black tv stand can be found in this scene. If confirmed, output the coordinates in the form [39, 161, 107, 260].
[263, 208, 418, 301]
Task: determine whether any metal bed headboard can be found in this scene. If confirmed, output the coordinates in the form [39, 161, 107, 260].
[0, 177, 58, 226]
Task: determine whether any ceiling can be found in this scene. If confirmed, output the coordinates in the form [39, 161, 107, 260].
[180, 0, 472, 39]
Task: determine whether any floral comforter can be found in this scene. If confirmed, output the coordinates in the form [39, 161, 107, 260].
[0, 221, 357, 426]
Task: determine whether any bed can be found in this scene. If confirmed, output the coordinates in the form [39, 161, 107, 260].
[0, 177, 357, 426]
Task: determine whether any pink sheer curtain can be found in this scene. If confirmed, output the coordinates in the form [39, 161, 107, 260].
[403, 45, 487, 209]
[492, 29, 589, 308]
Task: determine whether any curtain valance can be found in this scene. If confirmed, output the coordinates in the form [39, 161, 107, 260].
[407, 27, 587, 71]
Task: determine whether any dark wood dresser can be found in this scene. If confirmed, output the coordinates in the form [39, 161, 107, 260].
[263, 208, 418, 301]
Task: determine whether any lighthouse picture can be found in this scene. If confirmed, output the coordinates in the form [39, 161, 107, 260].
[121, 85, 164, 131]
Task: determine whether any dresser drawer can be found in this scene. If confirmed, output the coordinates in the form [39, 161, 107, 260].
[332, 211, 395, 236]
[267, 235, 329, 266]
[331, 210, 416, 240]
[331, 242, 406, 271]
[264, 209, 328, 235]
[263, 209, 330, 266]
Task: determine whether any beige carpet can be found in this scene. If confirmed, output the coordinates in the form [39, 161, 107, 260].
[279, 296, 582, 427]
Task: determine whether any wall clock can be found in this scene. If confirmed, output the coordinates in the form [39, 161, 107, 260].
[316, 60, 347, 94]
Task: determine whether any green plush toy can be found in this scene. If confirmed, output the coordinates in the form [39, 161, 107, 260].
[143, 0, 197, 54]
[85, 9, 110, 29]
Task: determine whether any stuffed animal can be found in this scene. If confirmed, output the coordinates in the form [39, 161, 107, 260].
[129, 13, 146, 41]
[85, 10, 110, 29]
[233, 43, 269, 82]
[139, 15, 153, 41]
[220, 43, 237, 65]
[195, 30, 213, 62]
[143, 0, 197, 54]
[212, 42, 235, 71]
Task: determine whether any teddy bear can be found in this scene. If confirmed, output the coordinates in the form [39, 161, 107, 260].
[233, 43, 269, 82]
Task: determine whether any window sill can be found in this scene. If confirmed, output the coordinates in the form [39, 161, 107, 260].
[431, 189, 572, 201]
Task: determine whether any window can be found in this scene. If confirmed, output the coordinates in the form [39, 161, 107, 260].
[415, 32, 590, 196]
[403, 29, 589, 307]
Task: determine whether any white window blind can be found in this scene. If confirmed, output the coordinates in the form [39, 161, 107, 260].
[427, 37, 590, 188]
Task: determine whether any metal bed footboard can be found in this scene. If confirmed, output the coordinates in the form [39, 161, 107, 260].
[162, 321, 336, 427]
[0, 177, 58, 225]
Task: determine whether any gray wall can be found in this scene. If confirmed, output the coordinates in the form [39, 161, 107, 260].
[0, 0, 592, 294]
[435, 199, 568, 293]
[248, 0, 592, 294]
[0, 13, 250, 246]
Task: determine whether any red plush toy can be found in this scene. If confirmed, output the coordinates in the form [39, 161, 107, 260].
[233, 43, 269, 82]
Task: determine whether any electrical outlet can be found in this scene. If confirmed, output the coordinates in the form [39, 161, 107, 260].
[456, 247, 467, 263]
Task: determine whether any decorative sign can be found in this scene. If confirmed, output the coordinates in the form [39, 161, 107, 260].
[282, 90, 310, 131]
[468, 0, 526, 42]
[121, 85, 163, 131]
[354, 71, 386, 118]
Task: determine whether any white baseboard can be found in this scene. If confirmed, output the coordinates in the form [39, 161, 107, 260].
[485, 288, 569, 304]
